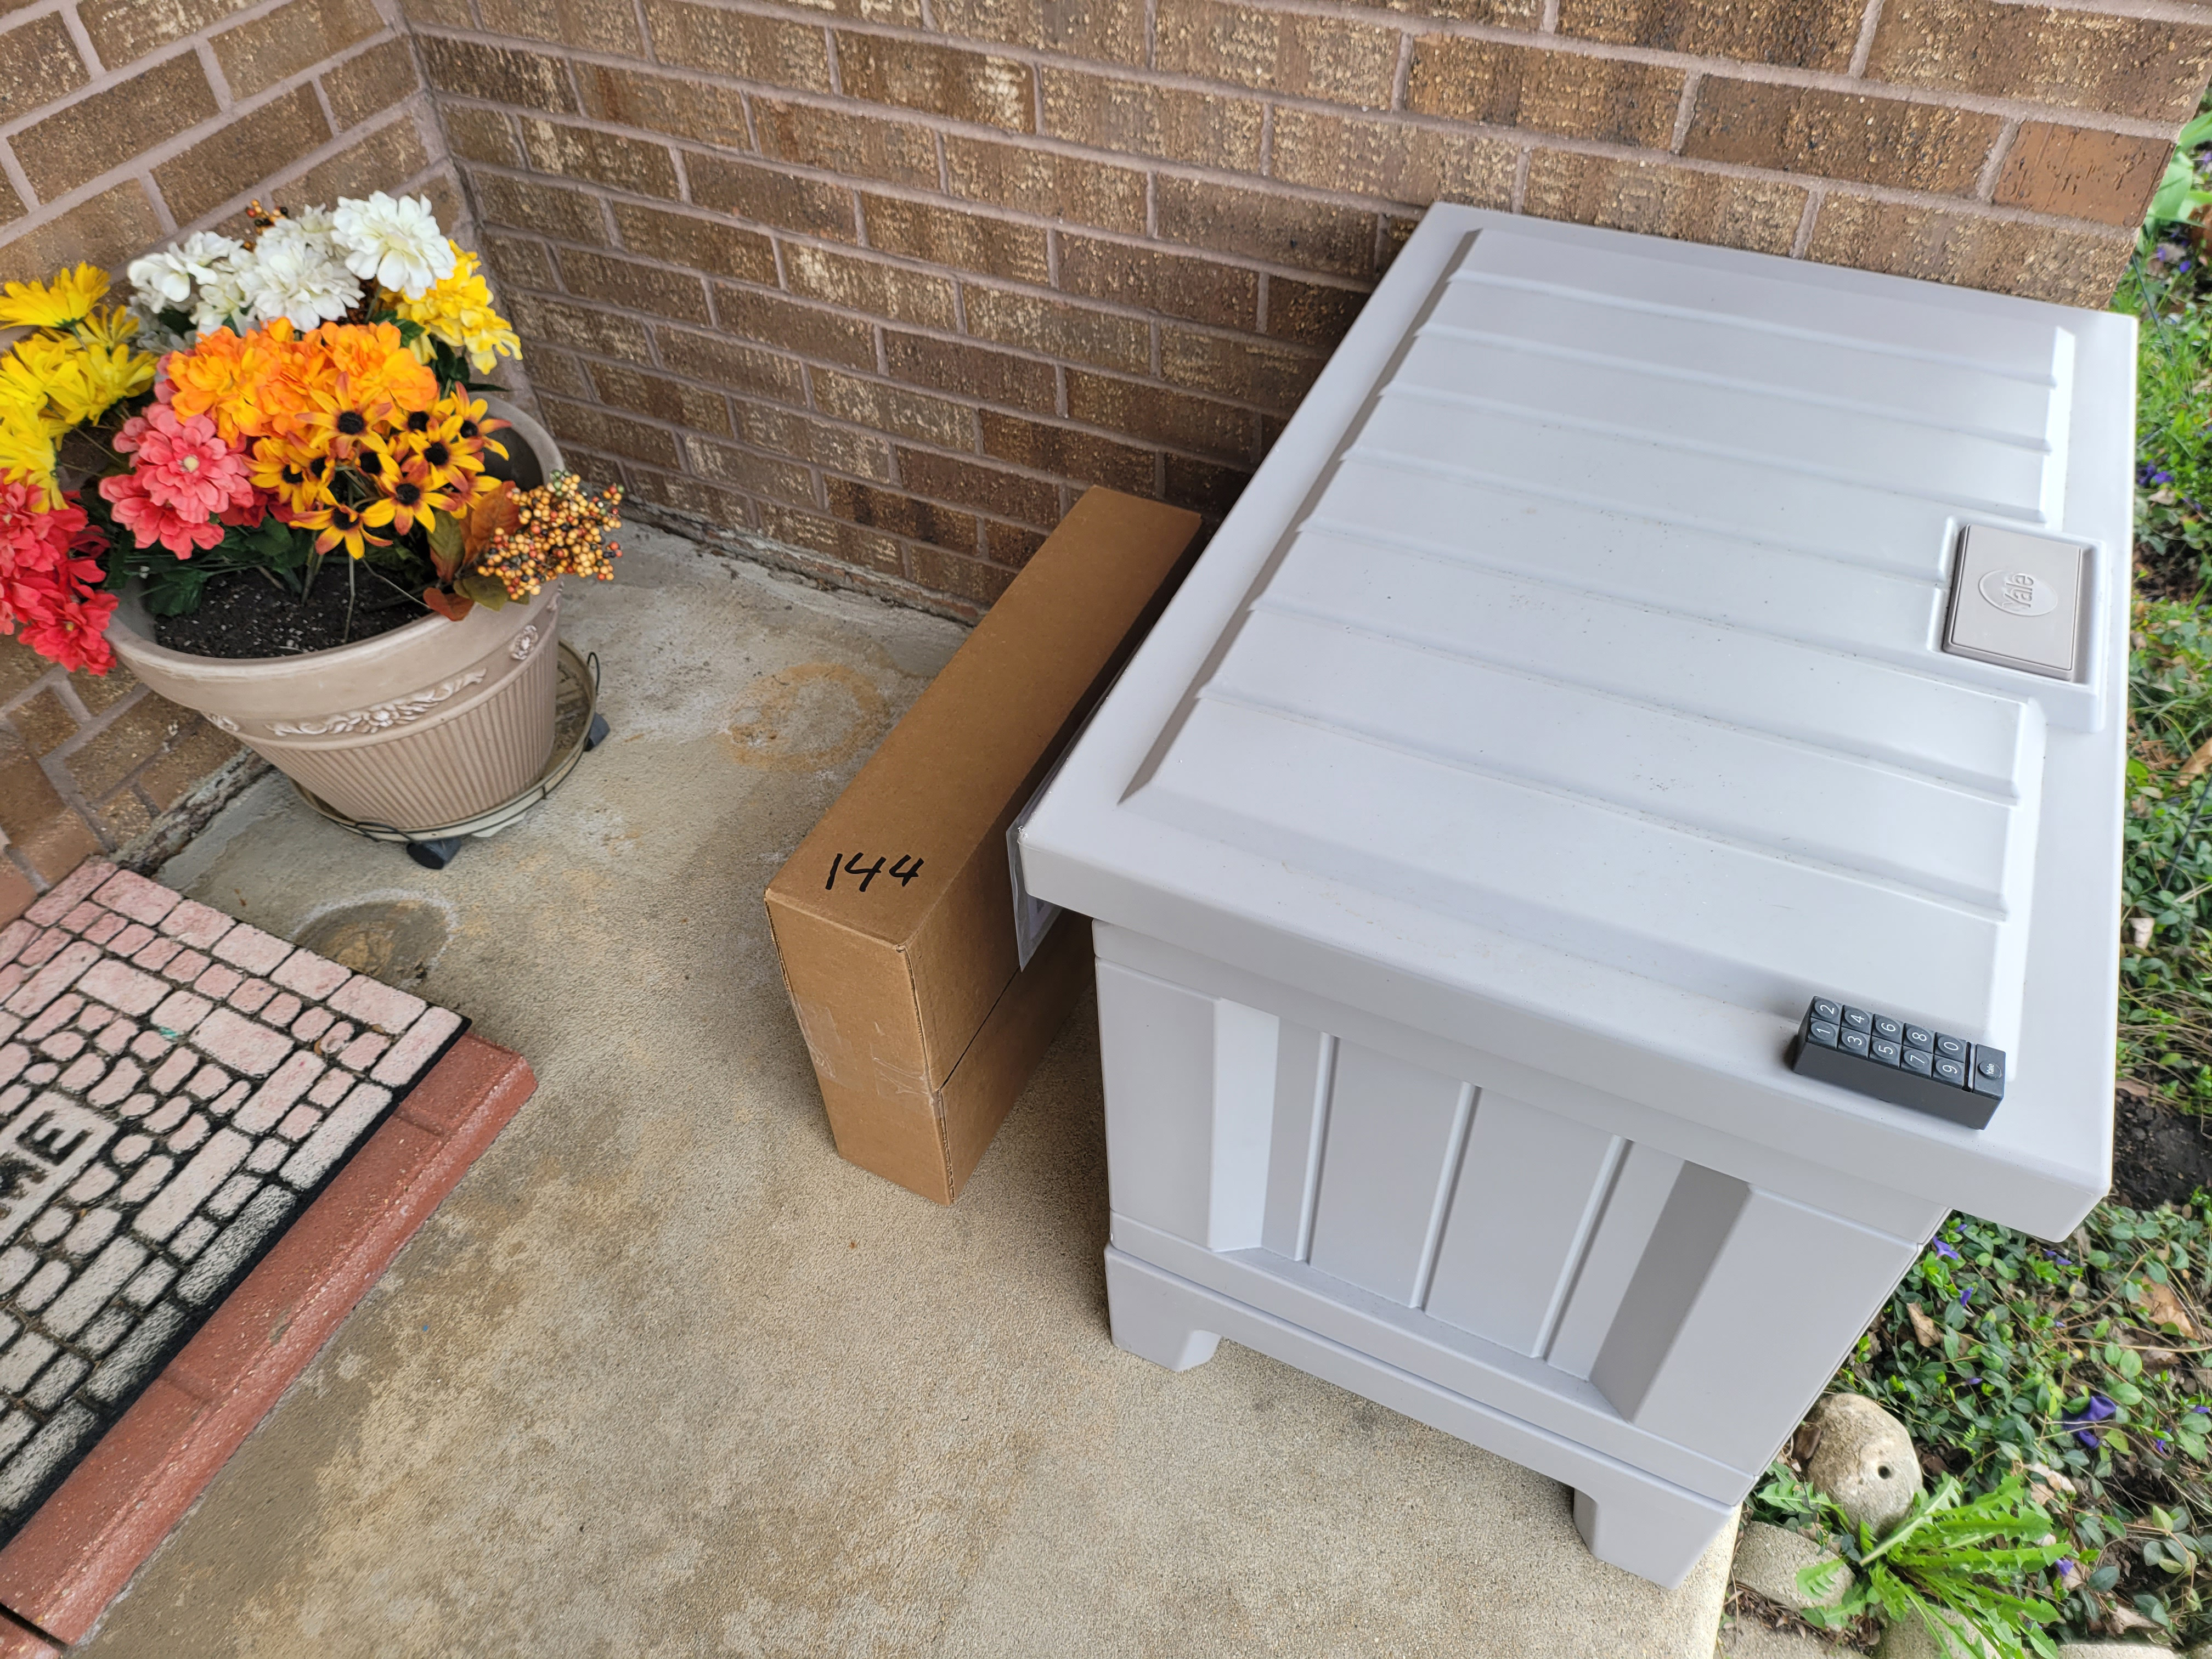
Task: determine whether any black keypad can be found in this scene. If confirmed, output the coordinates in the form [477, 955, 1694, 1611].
[1786, 996, 2004, 1128]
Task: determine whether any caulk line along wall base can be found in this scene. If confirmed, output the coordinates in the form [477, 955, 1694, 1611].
[1023, 205, 2129, 1586]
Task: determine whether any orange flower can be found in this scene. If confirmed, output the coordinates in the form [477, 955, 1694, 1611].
[362, 472, 447, 538]
[307, 321, 436, 419]
[163, 324, 308, 446]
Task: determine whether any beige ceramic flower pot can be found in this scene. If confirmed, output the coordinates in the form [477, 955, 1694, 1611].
[105, 398, 567, 834]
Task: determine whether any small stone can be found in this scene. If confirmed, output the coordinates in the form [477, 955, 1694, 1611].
[1805, 1393, 1922, 1535]
[1731, 1520, 1850, 1613]
[1874, 1608, 1987, 1659]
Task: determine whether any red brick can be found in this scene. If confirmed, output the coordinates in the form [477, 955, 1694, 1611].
[1158, 0, 1400, 109]
[24, 862, 113, 929]
[980, 410, 1154, 493]
[1067, 369, 1254, 461]
[687, 154, 857, 239]
[643, 0, 833, 88]
[752, 97, 940, 189]
[0, 15, 87, 119]
[518, 117, 680, 197]
[1558, 0, 1865, 70]
[944, 136, 1146, 234]
[212, 0, 381, 99]
[1994, 124, 2172, 227]
[685, 435, 816, 503]
[1160, 328, 1322, 415]
[575, 64, 747, 146]
[1867, 0, 2212, 125]
[627, 467, 754, 528]
[0, 864, 33, 930]
[985, 519, 1048, 566]
[896, 449, 1058, 525]
[1271, 108, 1516, 207]
[907, 542, 1016, 603]
[322, 36, 420, 131]
[0, 183, 148, 278]
[1521, 149, 1809, 255]
[1264, 275, 1366, 350]
[1164, 454, 1249, 517]
[77, 0, 250, 65]
[419, 34, 578, 112]
[732, 402, 893, 479]
[479, 0, 644, 54]
[155, 85, 333, 224]
[1805, 191, 2133, 308]
[508, 292, 657, 363]
[1155, 176, 1378, 279]
[859, 195, 1048, 284]
[1039, 66, 1261, 168]
[16, 54, 218, 204]
[812, 368, 974, 448]
[884, 330, 1055, 413]
[1683, 79, 2002, 196]
[964, 284, 1150, 373]
[708, 286, 877, 369]
[590, 361, 733, 434]
[934, 0, 1144, 63]
[612, 202, 776, 282]
[556, 247, 714, 324]
[760, 505, 907, 577]
[837, 32, 1033, 131]
[1407, 38, 1683, 147]
[483, 233, 561, 294]
[540, 397, 686, 467]
[1059, 234, 1256, 330]
[785, 246, 958, 329]
[443, 106, 522, 166]
[825, 477, 978, 549]
[653, 325, 808, 402]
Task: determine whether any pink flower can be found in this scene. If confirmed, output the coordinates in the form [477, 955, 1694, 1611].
[100, 403, 257, 558]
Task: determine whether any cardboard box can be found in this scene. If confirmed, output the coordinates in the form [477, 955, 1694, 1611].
[765, 488, 1203, 1203]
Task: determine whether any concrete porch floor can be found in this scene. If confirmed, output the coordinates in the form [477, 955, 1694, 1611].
[78, 527, 1733, 1658]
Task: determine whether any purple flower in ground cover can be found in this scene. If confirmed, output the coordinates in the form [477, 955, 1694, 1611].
[1934, 1240, 1960, 1261]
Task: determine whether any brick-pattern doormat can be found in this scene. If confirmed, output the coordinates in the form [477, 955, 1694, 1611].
[0, 860, 469, 1555]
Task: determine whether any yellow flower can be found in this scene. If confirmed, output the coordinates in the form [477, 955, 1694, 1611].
[0, 334, 153, 427]
[390, 249, 522, 375]
[0, 410, 59, 503]
[0, 263, 109, 329]
[70, 304, 142, 353]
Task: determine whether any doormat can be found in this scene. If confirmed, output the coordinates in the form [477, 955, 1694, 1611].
[0, 861, 466, 1549]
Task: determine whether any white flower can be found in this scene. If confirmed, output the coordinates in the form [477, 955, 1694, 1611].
[242, 232, 360, 329]
[330, 193, 455, 300]
[126, 231, 244, 307]
[188, 250, 255, 335]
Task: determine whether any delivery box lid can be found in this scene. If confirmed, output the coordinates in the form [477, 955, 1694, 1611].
[768, 488, 1199, 1091]
[1019, 209, 2131, 1237]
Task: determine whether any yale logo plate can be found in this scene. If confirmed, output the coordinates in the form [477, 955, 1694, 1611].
[1944, 525, 2086, 680]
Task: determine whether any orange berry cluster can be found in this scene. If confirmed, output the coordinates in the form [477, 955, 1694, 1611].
[476, 471, 622, 601]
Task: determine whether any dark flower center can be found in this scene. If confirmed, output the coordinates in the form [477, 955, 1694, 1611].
[336, 410, 367, 435]
[281, 466, 302, 483]
[423, 441, 451, 466]
[458, 420, 479, 438]
[406, 410, 431, 432]
[394, 482, 421, 506]
[357, 449, 384, 477]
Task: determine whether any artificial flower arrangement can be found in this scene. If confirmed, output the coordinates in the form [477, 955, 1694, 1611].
[0, 192, 620, 677]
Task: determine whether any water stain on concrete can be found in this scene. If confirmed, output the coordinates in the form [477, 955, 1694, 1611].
[724, 664, 889, 773]
[293, 897, 454, 985]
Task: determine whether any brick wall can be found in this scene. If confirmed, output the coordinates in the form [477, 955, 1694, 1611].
[0, 0, 465, 917]
[405, 0, 2207, 612]
[0, 0, 2202, 911]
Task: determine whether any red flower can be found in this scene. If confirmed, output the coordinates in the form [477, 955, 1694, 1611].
[0, 483, 115, 674]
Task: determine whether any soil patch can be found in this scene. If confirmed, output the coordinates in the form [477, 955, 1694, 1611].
[2112, 1087, 2212, 1209]
[153, 563, 426, 659]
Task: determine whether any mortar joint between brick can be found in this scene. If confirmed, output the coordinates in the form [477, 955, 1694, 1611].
[823, 24, 843, 97]
[196, 38, 235, 111]
[56, 2, 103, 80]
[1791, 184, 1824, 258]
[631, 0, 656, 61]
[1509, 144, 1532, 212]
[1390, 35, 1413, 112]
[1259, 101, 1274, 177]
[1977, 119, 2021, 204]
[1847, 0, 1884, 78]
[1669, 72, 1701, 154]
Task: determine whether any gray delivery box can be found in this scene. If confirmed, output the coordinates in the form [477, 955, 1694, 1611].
[1019, 206, 2128, 1586]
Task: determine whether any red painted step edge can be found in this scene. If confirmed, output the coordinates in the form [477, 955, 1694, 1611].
[0, 1035, 534, 1648]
